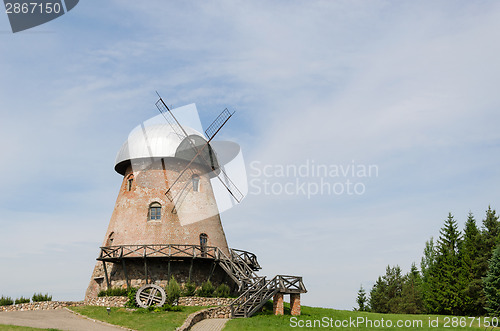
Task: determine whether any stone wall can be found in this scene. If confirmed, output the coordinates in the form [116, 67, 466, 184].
[81, 296, 234, 308]
[0, 301, 83, 312]
[175, 306, 232, 331]
[84, 296, 129, 307]
[86, 259, 236, 301]
[178, 297, 234, 307]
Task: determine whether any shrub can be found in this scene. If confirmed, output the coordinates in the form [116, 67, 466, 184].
[126, 288, 138, 308]
[98, 287, 128, 297]
[166, 276, 181, 305]
[32, 293, 52, 302]
[0, 296, 14, 306]
[135, 305, 183, 313]
[157, 304, 183, 312]
[196, 280, 215, 297]
[182, 281, 197, 297]
[15, 296, 30, 304]
[214, 284, 230, 298]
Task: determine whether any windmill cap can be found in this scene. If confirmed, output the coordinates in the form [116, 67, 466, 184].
[114, 123, 219, 175]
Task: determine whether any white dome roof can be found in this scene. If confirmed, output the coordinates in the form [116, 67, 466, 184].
[114, 123, 210, 175]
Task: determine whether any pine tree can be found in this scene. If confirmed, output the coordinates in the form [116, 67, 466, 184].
[400, 263, 425, 314]
[484, 246, 500, 315]
[424, 213, 464, 315]
[420, 237, 436, 314]
[369, 266, 404, 313]
[421, 237, 436, 282]
[385, 265, 404, 313]
[475, 206, 500, 312]
[370, 276, 388, 313]
[460, 212, 484, 315]
[356, 285, 369, 312]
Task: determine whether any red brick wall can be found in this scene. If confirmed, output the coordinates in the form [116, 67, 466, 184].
[85, 158, 232, 300]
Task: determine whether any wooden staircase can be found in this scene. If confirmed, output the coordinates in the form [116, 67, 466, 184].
[215, 249, 307, 318]
[97, 244, 306, 318]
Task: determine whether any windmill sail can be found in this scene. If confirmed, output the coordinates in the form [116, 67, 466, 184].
[155, 96, 244, 204]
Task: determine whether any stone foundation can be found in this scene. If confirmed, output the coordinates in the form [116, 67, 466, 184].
[85, 259, 236, 301]
[84, 296, 129, 307]
[0, 301, 84, 312]
[178, 297, 234, 307]
[81, 296, 234, 309]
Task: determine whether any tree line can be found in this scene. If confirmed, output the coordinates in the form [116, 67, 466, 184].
[356, 206, 500, 316]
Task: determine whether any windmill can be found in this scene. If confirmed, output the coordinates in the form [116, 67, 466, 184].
[154, 93, 244, 211]
[85, 95, 306, 317]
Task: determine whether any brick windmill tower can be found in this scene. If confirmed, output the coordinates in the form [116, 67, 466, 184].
[85, 97, 306, 316]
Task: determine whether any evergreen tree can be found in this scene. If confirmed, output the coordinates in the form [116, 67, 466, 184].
[424, 213, 464, 315]
[420, 237, 436, 298]
[385, 265, 404, 313]
[482, 206, 500, 248]
[400, 263, 425, 314]
[484, 246, 500, 315]
[370, 276, 388, 313]
[356, 285, 369, 312]
[475, 206, 500, 311]
[369, 265, 404, 313]
[460, 212, 484, 315]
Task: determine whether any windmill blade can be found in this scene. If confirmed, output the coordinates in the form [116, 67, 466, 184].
[205, 108, 234, 142]
[155, 97, 187, 140]
[155, 94, 244, 203]
[164, 140, 210, 201]
[215, 166, 244, 203]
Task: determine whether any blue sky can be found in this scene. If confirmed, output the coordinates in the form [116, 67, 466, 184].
[1, 1, 500, 310]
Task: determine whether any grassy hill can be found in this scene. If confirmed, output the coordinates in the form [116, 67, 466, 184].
[0, 304, 493, 330]
[225, 304, 498, 330]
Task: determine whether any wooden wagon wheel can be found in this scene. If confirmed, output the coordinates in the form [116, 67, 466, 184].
[135, 284, 166, 308]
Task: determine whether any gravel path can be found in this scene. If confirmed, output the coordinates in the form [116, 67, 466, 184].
[0, 309, 125, 331]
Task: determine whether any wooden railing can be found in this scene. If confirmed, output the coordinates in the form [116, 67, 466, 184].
[97, 244, 306, 318]
[231, 249, 261, 270]
[230, 275, 307, 318]
[98, 244, 220, 261]
[98, 245, 261, 271]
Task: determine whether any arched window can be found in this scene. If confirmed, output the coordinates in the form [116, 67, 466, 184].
[200, 233, 208, 257]
[106, 232, 114, 246]
[148, 202, 161, 221]
[200, 233, 208, 247]
[192, 174, 200, 192]
[126, 175, 134, 191]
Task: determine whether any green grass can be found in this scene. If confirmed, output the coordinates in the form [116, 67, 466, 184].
[224, 304, 499, 330]
[69, 305, 207, 331]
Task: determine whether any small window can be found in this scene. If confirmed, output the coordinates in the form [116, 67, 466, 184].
[200, 233, 208, 247]
[106, 232, 114, 246]
[200, 233, 208, 257]
[148, 202, 161, 221]
[126, 175, 134, 191]
[192, 174, 200, 192]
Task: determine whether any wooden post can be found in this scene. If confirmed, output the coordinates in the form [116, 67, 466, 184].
[167, 259, 171, 280]
[122, 259, 130, 290]
[188, 258, 194, 282]
[144, 258, 148, 284]
[102, 261, 110, 290]
[207, 261, 216, 282]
